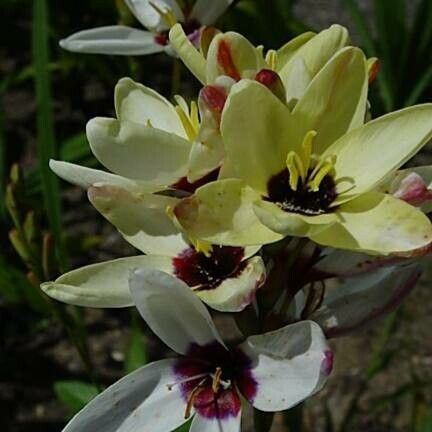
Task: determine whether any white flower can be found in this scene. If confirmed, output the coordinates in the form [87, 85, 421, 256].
[60, 268, 332, 432]
[59, 0, 234, 56]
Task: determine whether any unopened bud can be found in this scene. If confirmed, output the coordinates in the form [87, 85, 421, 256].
[199, 85, 227, 114]
[255, 69, 286, 102]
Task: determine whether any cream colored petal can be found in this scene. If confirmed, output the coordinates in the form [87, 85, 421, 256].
[275, 31, 316, 71]
[328, 104, 432, 203]
[206, 32, 265, 83]
[221, 80, 294, 194]
[87, 117, 191, 185]
[115, 77, 186, 137]
[173, 179, 282, 246]
[197, 256, 266, 312]
[279, 24, 349, 85]
[253, 200, 338, 237]
[292, 47, 368, 155]
[169, 24, 206, 84]
[41, 255, 173, 308]
[312, 192, 432, 255]
[88, 185, 189, 256]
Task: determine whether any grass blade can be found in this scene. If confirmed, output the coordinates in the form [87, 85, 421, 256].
[32, 0, 66, 269]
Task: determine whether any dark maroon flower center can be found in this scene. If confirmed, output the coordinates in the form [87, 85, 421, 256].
[173, 342, 257, 419]
[173, 246, 245, 290]
[154, 19, 202, 46]
[172, 168, 220, 194]
[266, 168, 337, 215]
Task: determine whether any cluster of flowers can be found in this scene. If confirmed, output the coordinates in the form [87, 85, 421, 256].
[43, 1, 432, 431]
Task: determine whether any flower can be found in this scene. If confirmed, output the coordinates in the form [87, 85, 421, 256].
[50, 77, 226, 192]
[170, 23, 377, 106]
[58, 268, 332, 432]
[172, 63, 432, 255]
[59, 0, 234, 57]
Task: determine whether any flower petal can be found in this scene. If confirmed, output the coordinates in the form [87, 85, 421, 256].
[292, 47, 368, 155]
[49, 160, 159, 192]
[275, 31, 316, 71]
[124, 0, 184, 31]
[88, 185, 189, 256]
[206, 32, 265, 83]
[311, 265, 420, 338]
[173, 179, 283, 246]
[190, 0, 234, 25]
[60, 26, 164, 55]
[240, 321, 331, 411]
[279, 24, 349, 86]
[221, 80, 294, 194]
[41, 255, 172, 308]
[197, 256, 266, 312]
[87, 117, 191, 184]
[312, 192, 432, 255]
[130, 268, 225, 354]
[115, 78, 186, 137]
[169, 24, 207, 84]
[253, 200, 338, 237]
[328, 104, 432, 203]
[190, 411, 241, 432]
[62, 359, 189, 432]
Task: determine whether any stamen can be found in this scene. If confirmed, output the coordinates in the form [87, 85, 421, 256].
[301, 130, 317, 174]
[175, 104, 199, 141]
[265, 49, 278, 71]
[286, 151, 306, 190]
[166, 373, 209, 391]
[308, 160, 334, 192]
[185, 377, 208, 419]
[190, 237, 213, 257]
[211, 367, 222, 393]
[149, 1, 178, 27]
[190, 101, 199, 131]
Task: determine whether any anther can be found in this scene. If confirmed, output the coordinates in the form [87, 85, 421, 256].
[184, 378, 208, 419]
[211, 367, 222, 393]
[175, 104, 199, 141]
[265, 49, 278, 71]
[166, 373, 209, 391]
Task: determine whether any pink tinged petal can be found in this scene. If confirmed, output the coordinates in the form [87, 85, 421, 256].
[392, 172, 432, 206]
[311, 265, 420, 338]
[190, 411, 241, 432]
[240, 321, 330, 411]
[321, 350, 334, 376]
[129, 268, 226, 355]
[62, 359, 188, 432]
[59, 26, 164, 55]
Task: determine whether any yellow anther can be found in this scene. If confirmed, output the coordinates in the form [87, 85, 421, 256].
[146, 119, 153, 128]
[301, 130, 317, 174]
[190, 237, 213, 257]
[212, 367, 222, 393]
[308, 161, 334, 192]
[286, 152, 302, 191]
[175, 105, 199, 141]
[190, 101, 199, 132]
[149, 1, 178, 28]
[265, 49, 278, 71]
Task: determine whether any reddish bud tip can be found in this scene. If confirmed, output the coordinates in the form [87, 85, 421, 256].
[200, 85, 227, 113]
[255, 69, 280, 88]
[368, 59, 380, 84]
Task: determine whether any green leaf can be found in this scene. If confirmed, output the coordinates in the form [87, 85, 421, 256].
[415, 403, 432, 432]
[175, 419, 192, 432]
[54, 380, 99, 416]
[32, 0, 66, 269]
[60, 132, 93, 164]
[124, 311, 148, 373]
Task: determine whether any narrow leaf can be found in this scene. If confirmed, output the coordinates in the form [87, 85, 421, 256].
[54, 380, 99, 416]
